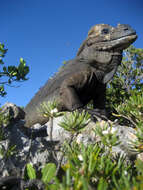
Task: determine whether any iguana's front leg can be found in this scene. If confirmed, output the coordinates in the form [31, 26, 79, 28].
[84, 83, 108, 120]
[93, 83, 106, 110]
[60, 72, 86, 111]
[59, 71, 107, 121]
[60, 71, 91, 111]
[60, 86, 83, 111]
[60, 70, 108, 120]
[91, 82, 108, 120]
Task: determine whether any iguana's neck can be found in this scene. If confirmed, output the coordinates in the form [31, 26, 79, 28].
[78, 50, 123, 83]
[77, 48, 122, 59]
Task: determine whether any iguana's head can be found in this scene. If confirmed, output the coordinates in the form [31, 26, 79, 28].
[77, 24, 137, 83]
[77, 23, 137, 55]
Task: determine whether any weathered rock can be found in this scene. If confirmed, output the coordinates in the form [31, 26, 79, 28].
[1, 102, 25, 126]
[0, 103, 140, 177]
[45, 118, 138, 158]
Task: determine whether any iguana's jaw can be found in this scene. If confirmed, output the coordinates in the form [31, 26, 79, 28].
[106, 34, 137, 50]
[93, 34, 137, 51]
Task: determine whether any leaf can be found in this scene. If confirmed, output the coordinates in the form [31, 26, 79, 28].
[97, 177, 108, 190]
[41, 163, 56, 184]
[80, 176, 89, 190]
[3, 66, 7, 72]
[26, 164, 36, 179]
[20, 57, 24, 63]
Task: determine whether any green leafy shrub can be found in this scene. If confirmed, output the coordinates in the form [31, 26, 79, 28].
[26, 163, 57, 189]
[1, 45, 143, 189]
[59, 110, 90, 133]
[24, 98, 143, 189]
[114, 91, 143, 126]
[0, 43, 29, 98]
[26, 163, 37, 180]
[113, 92, 143, 153]
[0, 108, 10, 140]
[94, 121, 119, 149]
[38, 100, 63, 119]
[107, 46, 143, 113]
[25, 142, 143, 190]
[41, 163, 56, 185]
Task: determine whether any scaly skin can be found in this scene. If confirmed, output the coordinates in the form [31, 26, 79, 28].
[24, 24, 137, 127]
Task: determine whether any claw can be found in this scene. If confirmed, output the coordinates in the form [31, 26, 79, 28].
[84, 108, 108, 121]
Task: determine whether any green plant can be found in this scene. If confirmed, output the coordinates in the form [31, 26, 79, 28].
[94, 121, 119, 149]
[0, 108, 10, 141]
[0, 108, 10, 125]
[56, 142, 135, 190]
[0, 43, 29, 97]
[23, 108, 143, 190]
[26, 163, 57, 188]
[2, 45, 143, 189]
[59, 110, 90, 133]
[113, 91, 143, 153]
[114, 92, 143, 124]
[26, 163, 37, 180]
[107, 45, 143, 113]
[41, 163, 56, 185]
[38, 100, 63, 119]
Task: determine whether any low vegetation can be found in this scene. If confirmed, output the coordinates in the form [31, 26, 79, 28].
[0, 45, 143, 189]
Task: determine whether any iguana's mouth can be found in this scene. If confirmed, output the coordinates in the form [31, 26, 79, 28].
[111, 34, 137, 49]
[114, 34, 137, 42]
[94, 34, 137, 51]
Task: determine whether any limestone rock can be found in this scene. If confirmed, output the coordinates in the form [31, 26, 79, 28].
[1, 102, 25, 126]
[0, 103, 140, 177]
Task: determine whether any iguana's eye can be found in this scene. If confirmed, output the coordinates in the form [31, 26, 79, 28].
[101, 28, 109, 34]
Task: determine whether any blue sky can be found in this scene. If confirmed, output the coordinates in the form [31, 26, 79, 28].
[0, 0, 143, 107]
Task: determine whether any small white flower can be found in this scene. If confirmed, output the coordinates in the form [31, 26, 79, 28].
[110, 128, 117, 134]
[124, 170, 128, 176]
[78, 154, 83, 161]
[50, 108, 58, 114]
[102, 127, 117, 135]
[102, 130, 109, 135]
[76, 134, 83, 144]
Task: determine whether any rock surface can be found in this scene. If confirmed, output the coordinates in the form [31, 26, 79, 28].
[1, 102, 25, 125]
[0, 103, 140, 177]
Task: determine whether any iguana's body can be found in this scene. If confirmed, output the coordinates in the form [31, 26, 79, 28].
[25, 24, 137, 127]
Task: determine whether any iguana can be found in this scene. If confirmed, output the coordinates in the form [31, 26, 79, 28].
[24, 24, 137, 127]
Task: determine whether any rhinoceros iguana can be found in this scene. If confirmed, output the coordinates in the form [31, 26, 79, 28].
[24, 24, 137, 127]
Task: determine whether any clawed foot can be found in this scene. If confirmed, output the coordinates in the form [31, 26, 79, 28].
[80, 108, 108, 122]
